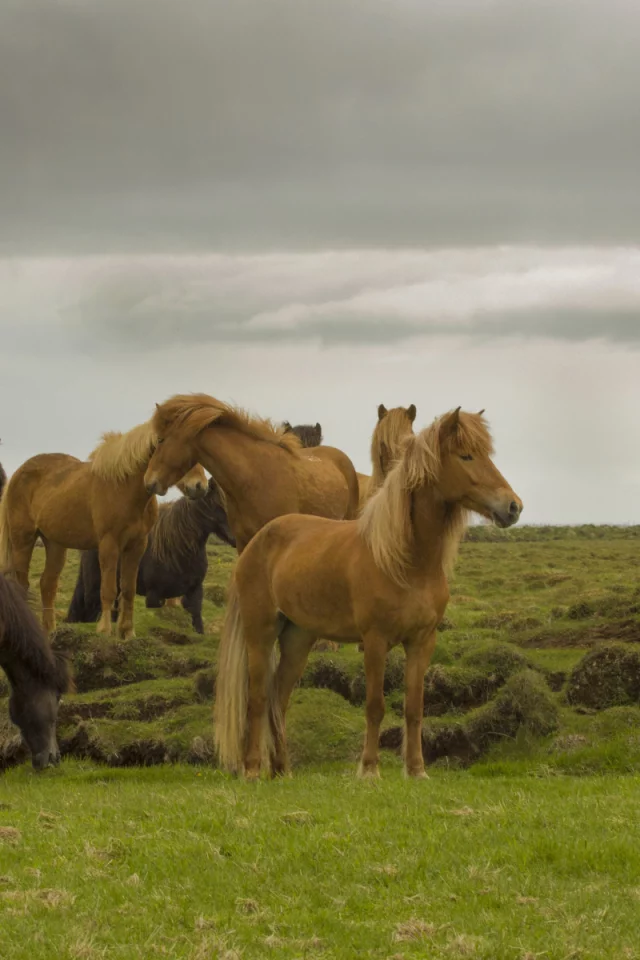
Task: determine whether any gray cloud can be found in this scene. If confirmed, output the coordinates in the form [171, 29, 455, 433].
[2, 0, 640, 252]
[2, 248, 638, 354]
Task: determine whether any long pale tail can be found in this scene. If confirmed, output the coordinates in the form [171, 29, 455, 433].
[0, 490, 13, 575]
[214, 578, 280, 774]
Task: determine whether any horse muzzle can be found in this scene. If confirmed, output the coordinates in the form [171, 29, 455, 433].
[145, 477, 167, 497]
[492, 496, 523, 528]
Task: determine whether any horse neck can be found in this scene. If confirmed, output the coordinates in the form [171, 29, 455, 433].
[194, 427, 279, 501]
[408, 483, 467, 578]
[183, 494, 224, 544]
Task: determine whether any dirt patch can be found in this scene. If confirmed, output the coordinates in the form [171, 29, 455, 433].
[204, 585, 227, 607]
[566, 644, 640, 710]
[301, 658, 352, 701]
[518, 619, 640, 649]
[193, 668, 216, 701]
[149, 627, 194, 646]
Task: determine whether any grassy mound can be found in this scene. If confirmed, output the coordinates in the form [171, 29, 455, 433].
[566, 644, 640, 710]
[381, 670, 559, 767]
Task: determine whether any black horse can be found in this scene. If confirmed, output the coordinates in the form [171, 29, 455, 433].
[282, 421, 323, 448]
[66, 478, 235, 633]
[0, 574, 71, 769]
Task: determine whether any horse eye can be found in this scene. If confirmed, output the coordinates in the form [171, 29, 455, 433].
[157, 438, 165, 445]
[460, 454, 473, 462]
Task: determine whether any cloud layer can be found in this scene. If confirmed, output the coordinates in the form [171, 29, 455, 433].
[2, 247, 639, 353]
[2, 0, 640, 252]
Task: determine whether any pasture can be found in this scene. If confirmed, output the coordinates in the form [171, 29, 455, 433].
[2, 527, 640, 958]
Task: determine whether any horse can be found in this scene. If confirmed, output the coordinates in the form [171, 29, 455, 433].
[357, 403, 417, 511]
[0, 461, 6, 501]
[66, 477, 235, 633]
[282, 422, 323, 448]
[0, 573, 71, 769]
[144, 394, 360, 553]
[214, 407, 522, 780]
[0, 421, 208, 640]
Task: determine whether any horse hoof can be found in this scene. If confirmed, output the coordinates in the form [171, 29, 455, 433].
[244, 768, 261, 782]
[405, 768, 429, 780]
[357, 762, 381, 780]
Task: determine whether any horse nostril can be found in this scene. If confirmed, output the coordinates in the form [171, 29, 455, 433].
[509, 501, 520, 516]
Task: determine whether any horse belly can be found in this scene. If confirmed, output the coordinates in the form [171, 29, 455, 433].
[272, 543, 357, 639]
[34, 497, 97, 550]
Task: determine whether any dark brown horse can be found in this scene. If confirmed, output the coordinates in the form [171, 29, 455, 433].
[67, 478, 235, 633]
[0, 573, 71, 769]
[282, 422, 323, 448]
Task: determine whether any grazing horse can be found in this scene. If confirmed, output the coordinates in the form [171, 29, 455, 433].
[214, 408, 522, 780]
[282, 422, 323, 448]
[67, 477, 235, 633]
[0, 573, 71, 769]
[144, 394, 360, 553]
[357, 403, 417, 511]
[0, 422, 208, 639]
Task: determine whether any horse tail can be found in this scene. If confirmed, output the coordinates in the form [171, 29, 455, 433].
[214, 577, 280, 774]
[0, 487, 13, 575]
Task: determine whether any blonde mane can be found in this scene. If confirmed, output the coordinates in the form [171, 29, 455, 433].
[359, 411, 493, 585]
[153, 394, 302, 455]
[371, 405, 416, 489]
[89, 421, 157, 482]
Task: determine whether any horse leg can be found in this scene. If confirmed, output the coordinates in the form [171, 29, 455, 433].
[97, 536, 119, 636]
[116, 537, 146, 640]
[181, 583, 204, 634]
[244, 626, 279, 780]
[271, 622, 316, 776]
[10, 527, 38, 591]
[40, 539, 67, 634]
[403, 631, 437, 779]
[358, 633, 389, 778]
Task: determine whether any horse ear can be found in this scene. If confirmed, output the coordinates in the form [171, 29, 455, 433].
[477, 409, 485, 416]
[378, 404, 388, 421]
[407, 404, 416, 422]
[441, 407, 461, 437]
[282, 421, 292, 432]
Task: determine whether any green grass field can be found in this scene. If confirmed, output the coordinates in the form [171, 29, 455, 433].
[2, 528, 640, 958]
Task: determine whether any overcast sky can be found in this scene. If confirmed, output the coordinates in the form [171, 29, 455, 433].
[1, 0, 639, 523]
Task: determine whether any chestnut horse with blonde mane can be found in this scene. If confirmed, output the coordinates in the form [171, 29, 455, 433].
[214, 408, 522, 780]
[357, 403, 417, 511]
[144, 394, 360, 553]
[0, 423, 207, 639]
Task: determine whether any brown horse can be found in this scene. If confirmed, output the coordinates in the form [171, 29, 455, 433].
[357, 403, 417, 511]
[144, 394, 360, 553]
[214, 408, 522, 780]
[0, 422, 207, 639]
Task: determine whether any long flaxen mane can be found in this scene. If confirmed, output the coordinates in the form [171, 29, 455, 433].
[153, 394, 302, 455]
[0, 575, 71, 694]
[371, 405, 416, 489]
[359, 410, 493, 585]
[89, 421, 158, 482]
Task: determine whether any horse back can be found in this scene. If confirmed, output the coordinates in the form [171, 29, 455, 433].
[296, 446, 359, 520]
[4, 454, 96, 546]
